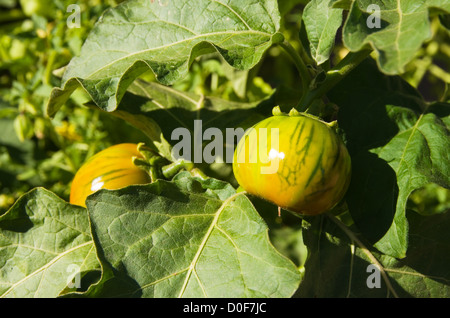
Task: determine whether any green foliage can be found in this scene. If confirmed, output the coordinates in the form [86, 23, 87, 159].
[298, 210, 450, 297]
[1, 0, 449, 298]
[0, 0, 144, 211]
[46, 0, 283, 115]
[302, 0, 343, 65]
[0, 188, 100, 297]
[328, 59, 450, 258]
[84, 172, 300, 297]
[342, 0, 450, 75]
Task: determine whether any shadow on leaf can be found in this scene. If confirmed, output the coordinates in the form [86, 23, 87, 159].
[328, 59, 424, 249]
[345, 151, 398, 244]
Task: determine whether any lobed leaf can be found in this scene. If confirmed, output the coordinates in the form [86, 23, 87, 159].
[342, 0, 450, 75]
[0, 188, 100, 298]
[372, 104, 450, 256]
[328, 59, 450, 258]
[85, 172, 301, 297]
[46, 0, 283, 116]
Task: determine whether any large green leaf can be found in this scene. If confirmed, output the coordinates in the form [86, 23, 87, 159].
[0, 188, 100, 298]
[46, 0, 283, 116]
[371, 104, 450, 256]
[85, 172, 301, 297]
[342, 0, 450, 74]
[328, 59, 450, 258]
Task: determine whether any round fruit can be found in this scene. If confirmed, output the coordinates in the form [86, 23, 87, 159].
[233, 110, 351, 216]
[70, 143, 151, 208]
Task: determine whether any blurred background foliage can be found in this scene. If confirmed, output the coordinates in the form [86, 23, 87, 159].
[0, 0, 140, 211]
[0, 0, 449, 222]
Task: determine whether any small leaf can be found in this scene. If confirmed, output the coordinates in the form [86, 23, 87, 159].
[278, 0, 309, 16]
[13, 113, 33, 142]
[85, 173, 301, 298]
[0, 188, 100, 298]
[47, 0, 282, 116]
[332, 0, 353, 10]
[303, 0, 343, 65]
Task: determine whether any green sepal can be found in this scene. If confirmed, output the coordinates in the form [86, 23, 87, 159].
[272, 106, 284, 116]
[137, 142, 159, 161]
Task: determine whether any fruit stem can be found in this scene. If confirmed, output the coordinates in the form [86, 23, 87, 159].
[133, 156, 156, 180]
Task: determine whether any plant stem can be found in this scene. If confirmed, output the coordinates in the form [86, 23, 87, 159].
[44, 50, 57, 85]
[326, 212, 399, 298]
[285, 208, 399, 297]
[279, 40, 312, 97]
[297, 49, 372, 112]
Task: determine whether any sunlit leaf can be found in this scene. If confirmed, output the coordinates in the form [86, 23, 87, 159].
[0, 188, 100, 298]
[342, 0, 450, 74]
[85, 172, 301, 297]
[47, 0, 283, 116]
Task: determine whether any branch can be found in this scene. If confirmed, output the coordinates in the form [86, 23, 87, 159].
[297, 49, 372, 112]
[279, 40, 312, 97]
[326, 212, 399, 298]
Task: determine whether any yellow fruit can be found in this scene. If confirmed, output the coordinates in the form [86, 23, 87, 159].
[233, 111, 351, 215]
[70, 143, 151, 207]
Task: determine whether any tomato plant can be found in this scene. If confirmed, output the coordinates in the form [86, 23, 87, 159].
[1, 0, 450, 301]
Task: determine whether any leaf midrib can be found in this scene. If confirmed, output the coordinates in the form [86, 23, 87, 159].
[393, 113, 424, 177]
[394, 0, 403, 67]
[74, 29, 272, 81]
[177, 192, 243, 297]
[1, 241, 94, 298]
[211, 0, 252, 31]
[385, 267, 450, 285]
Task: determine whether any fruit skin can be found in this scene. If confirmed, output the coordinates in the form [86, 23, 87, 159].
[70, 143, 151, 208]
[233, 112, 351, 216]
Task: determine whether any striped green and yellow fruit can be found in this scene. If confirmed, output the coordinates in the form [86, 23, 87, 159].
[233, 110, 351, 216]
[70, 143, 151, 208]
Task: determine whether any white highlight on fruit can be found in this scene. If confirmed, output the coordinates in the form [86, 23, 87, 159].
[268, 148, 285, 160]
[91, 177, 104, 192]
